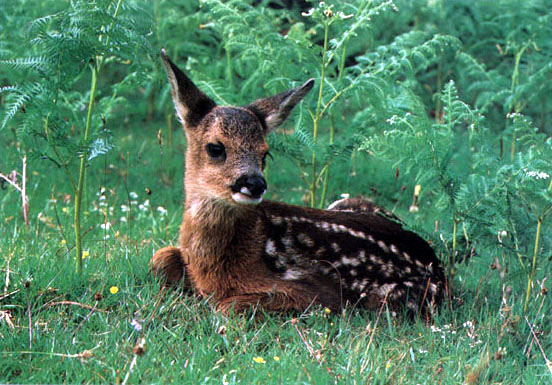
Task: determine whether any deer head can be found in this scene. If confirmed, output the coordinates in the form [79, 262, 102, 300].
[161, 49, 314, 206]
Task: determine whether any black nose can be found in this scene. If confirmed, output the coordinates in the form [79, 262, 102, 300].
[231, 175, 267, 198]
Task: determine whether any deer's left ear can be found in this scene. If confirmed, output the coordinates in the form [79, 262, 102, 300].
[247, 79, 314, 134]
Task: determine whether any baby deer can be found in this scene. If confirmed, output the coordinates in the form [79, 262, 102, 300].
[152, 50, 445, 315]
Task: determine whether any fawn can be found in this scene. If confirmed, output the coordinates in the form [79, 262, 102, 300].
[152, 50, 445, 314]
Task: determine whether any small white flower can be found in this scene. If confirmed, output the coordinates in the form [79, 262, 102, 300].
[337, 11, 354, 19]
[301, 8, 314, 17]
[120, 216, 127, 223]
[525, 169, 549, 180]
[157, 206, 168, 215]
[131, 318, 142, 331]
[142, 199, 150, 207]
[129, 192, 138, 199]
[100, 222, 111, 230]
[386, 115, 398, 125]
[121, 204, 129, 212]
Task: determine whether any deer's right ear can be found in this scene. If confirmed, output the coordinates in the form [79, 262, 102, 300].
[161, 49, 216, 128]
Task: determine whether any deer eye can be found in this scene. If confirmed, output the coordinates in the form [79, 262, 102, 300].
[206, 142, 226, 160]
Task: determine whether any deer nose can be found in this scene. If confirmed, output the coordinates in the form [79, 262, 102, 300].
[231, 174, 267, 198]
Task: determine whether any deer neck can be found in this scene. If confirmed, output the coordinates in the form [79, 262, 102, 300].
[181, 189, 260, 265]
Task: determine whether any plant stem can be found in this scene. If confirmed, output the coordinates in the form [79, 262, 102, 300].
[310, 20, 329, 207]
[74, 65, 98, 274]
[73, 0, 124, 273]
[318, 116, 335, 208]
[449, 216, 459, 279]
[523, 179, 552, 312]
[509, 43, 529, 162]
[523, 216, 542, 313]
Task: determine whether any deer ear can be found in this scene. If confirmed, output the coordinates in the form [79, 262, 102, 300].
[161, 49, 216, 128]
[247, 79, 314, 133]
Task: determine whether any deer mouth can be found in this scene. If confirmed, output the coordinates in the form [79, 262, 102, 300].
[230, 175, 267, 205]
[231, 186, 265, 205]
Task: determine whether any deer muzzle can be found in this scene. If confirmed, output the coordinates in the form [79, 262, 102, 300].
[230, 174, 267, 205]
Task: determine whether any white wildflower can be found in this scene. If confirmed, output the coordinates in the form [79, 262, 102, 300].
[131, 318, 143, 332]
[129, 191, 138, 199]
[100, 222, 111, 230]
[157, 206, 168, 215]
[121, 204, 129, 212]
[524, 169, 549, 180]
[301, 8, 314, 17]
[337, 11, 354, 19]
[386, 115, 398, 125]
[120, 216, 127, 223]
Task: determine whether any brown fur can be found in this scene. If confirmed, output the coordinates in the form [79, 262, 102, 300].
[152, 51, 445, 315]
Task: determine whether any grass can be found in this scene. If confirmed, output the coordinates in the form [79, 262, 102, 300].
[1, 119, 551, 384]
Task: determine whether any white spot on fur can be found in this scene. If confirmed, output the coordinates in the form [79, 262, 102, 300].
[265, 239, 276, 256]
[404, 281, 414, 288]
[282, 269, 304, 281]
[297, 233, 315, 247]
[341, 255, 361, 267]
[350, 269, 358, 277]
[349, 229, 366, 239]
[319, 222, 330, 231]
[390, 244, 399, 254]
[271, 216, 283, 225]
[376, 283, 397, 297]
[358, 250, 367, 262]
[377, 240, 390, 253]
[331, 242, 341, 253]
[402, 252, 412, 263]
[369, 254, 383, 265]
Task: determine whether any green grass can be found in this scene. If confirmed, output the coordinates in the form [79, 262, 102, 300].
[1, 122, 551, 384]
[1, 0, 552, 383]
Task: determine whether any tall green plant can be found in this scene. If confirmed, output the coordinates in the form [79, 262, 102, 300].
[0, 0, 152, 273]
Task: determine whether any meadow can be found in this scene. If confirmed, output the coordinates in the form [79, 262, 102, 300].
[1, 0, 551, 383]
